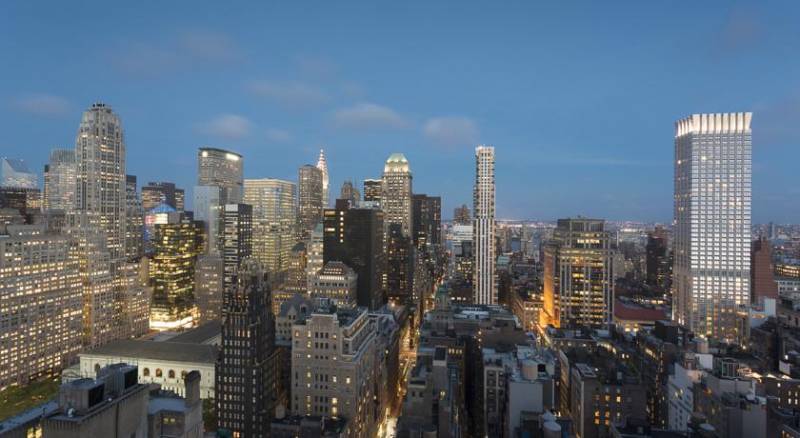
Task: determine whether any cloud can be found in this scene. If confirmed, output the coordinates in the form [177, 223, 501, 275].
[330, 103, 408, 130]
[246, 80, 329, 109]
[111, 30, 242, 77]
[201, 114, 252, 140]
[715, 5, 762, 55]
[293, 54, 338, 79]
[12, 94, 71, 117]
[423, 116, 479, 148]
[265, 128, 292, 143]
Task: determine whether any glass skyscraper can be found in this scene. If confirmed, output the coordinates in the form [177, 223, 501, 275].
[243, 178, 297, 276]
[673, 112, 752, 343]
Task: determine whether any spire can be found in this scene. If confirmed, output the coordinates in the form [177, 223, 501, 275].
[316, 149, 327, 172]
[316, 148, 329, 206]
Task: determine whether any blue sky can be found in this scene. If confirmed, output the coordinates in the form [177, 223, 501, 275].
[2, 1, 799, 222]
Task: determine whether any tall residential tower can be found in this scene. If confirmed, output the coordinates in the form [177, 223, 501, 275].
[473, 145, 496, 305]
[382, 153, 413, 237]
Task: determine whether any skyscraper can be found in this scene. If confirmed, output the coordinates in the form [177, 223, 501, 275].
[412, 194, 442, 249]
[323, 200, 386, 309]
[222, 203, 253, 299]
[473, 145, 496, 305]
[197, 147, 243, 205]
[386, 223, 413, 305]
[43, 149, 76, 211]
[148, 214, 201, 330]
[124, 175, 144, 260]
[339, 179, 360, 206]
[297, 164, 324, 238]
[645, 226, 669, 292]
[308, 261, 358, 307]
[540, 218, 614, 329]
[216, 258, 279, 438]
[0, 157, 37, 189]
[382, 153, 413, 237]
[194, 254, 223, 323]
[363, 178, 382, 205]
[75, 102, 127, 264]
[243, 178, 297, 276]
[674, 112, 752, 343]
[316, 149, 329, 207]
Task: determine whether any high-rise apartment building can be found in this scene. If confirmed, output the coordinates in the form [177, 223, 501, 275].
[0, 224, 83, 391]
[216, 258, 279, 438]
[541, 218, 614, 329]
[222, 203, 253, 301]
[317, 149, 329, 207]
[298, 164, 324, 237]
[453, 204, 471, 225]
[382, 153, 413, 237]
[473, 145, 496, 305]
[412, 194, 442, 249]
[363, 178, 382, 205]
[0, 157, 37, 189]
[309, 261, 358, 307]
[43, 149, 76, 211]
[75, 102, 127, 264]
[306, 223, 324, 291]
[323, 200, 386, 309]
[244, 178, 297, 277]
[673, 113, 752, 343]
[149, 214, 201, 330]
[197, 147, 243, 205]
[290, 306, 380, 438]
[142, 181, 185, 211]
[751, 237, 778, 304]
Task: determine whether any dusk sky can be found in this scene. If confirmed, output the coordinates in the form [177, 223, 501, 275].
[2, 1, 799, 223]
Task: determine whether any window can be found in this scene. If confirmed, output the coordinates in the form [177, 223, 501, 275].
[168, 370, 176, 379]
[143, 368, 150, 377]
[156, 369, 163, 378]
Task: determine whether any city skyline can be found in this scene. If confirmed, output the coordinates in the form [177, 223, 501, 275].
[2, 2, 799, 222]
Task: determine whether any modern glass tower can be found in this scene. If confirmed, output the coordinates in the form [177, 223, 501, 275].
[243, 178, 297, 276]
[473, 145, 496, 305]
[197, 147, 243, 205]
[381, 153, 413, 237]
[297, 164, 324, 237]
[673, 112, 752, 343]
[43, 148, 76, 211]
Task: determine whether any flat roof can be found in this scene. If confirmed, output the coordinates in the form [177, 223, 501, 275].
[81, 339, 217, 364]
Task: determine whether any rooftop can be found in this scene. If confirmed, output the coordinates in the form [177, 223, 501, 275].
[81, 339, 218, 364]
[167, 321, 221, 345]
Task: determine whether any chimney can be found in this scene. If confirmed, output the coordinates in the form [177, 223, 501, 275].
[184, 371, 201, 406]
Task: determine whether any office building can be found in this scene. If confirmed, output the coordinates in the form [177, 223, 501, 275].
[147, 371, 204, 438]
[412, 194, 441, 249]
[193, 184, 222, 255]
[751, 236, 778, 304]
[362, 178, 382, 204]
[197, 147, 243, 205]
[43, 148, 76, 211]
[298, 164, 324, 237]
[306, 223, 324, 290]
[541, 218, 614, 329]
[0, 157, 37, 189]
[124, 175, 144, 260]
[309, 261, 358, 307]
[290, 306, 381, 438]
[317, 149, 329, 207]
[149, 214, 201, 330]
[473, 145, 496, 304]
[381, 153, 413, 236]
[323, 200, 386, 309]
[0, 224, 83, 391]
[244, 178, 297, 276]
[674, 113, 752, 343]
[0, 187, 40, 220]
[453, 204, 470, 225]
[386, 223, 413, 305]
[142, 181, 185, 211]
[222, 203, 252, 298]
[194, 254, 224, 323]
[75, 102, 128, 264]
[216, 258, 279, 438]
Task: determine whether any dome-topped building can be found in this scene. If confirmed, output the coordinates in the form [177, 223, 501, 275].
[381, 153, 413, 237]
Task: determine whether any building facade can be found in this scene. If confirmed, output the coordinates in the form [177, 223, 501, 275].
[362, 179, 382, 205]
[298, 164, 324, 238]
[317, 149, 329, 207]
[309, 261, 358, 307]
[673, 113, 752, 343]
[43, 148, 76, 211]
[474, 146, 496, 304]
[244, 178, 297, 276]
[381, 153, 413, 237]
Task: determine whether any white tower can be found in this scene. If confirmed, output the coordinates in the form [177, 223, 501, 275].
[473, 145, 496, 305]
[316, 149, 329, 207]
